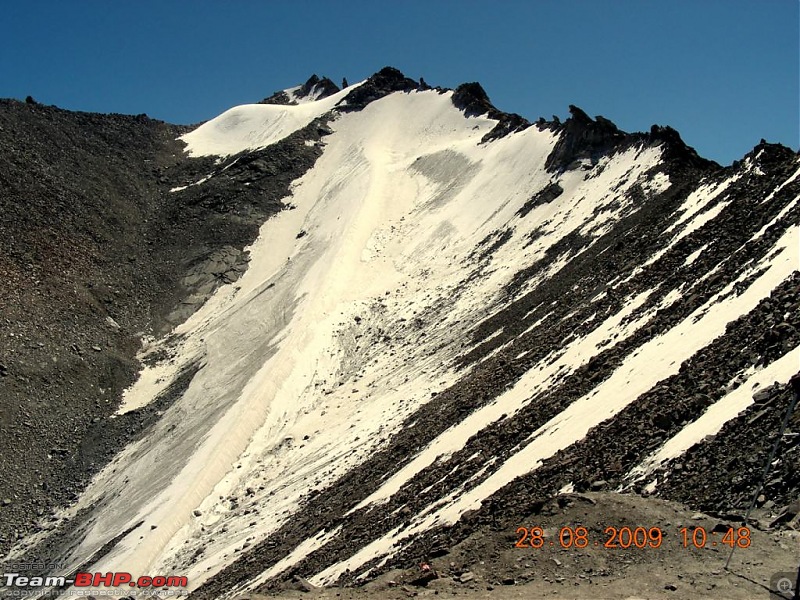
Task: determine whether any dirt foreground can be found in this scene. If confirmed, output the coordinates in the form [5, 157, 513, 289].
[237, 492, 798, 600]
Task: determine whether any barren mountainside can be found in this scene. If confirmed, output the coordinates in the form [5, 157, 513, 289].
[0, 68, 798, 598]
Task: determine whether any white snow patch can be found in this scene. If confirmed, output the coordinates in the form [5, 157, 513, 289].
[48, 88, 521, 595]
[672, 200, 730, 244]
[761, 162, 800, 204]
[683, 243, 709, 266]
[752, 194, 800, 241]
[179, 82, 363, 157]
[664, 176, 737, 235]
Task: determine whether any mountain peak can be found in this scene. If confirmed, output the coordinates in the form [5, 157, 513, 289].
[737, 138, 799, 171]
[646, 124, 716, 169]
[335, 66, 420, 112]
[451, 82, 493, 117]
[260, 74, 341, 106]
[543, 105, 626, 171]
[297, 74, 340, 101]
[567, 104, 593, 124]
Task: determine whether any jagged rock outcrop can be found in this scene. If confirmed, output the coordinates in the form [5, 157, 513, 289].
[337, 66, 420, 111]
[541, 106, 718, 173]
[644, 124, 714, 169]
[261, 74, 340, 105]
[543, 105, 627, 170]
[451, 81, 530, 143]
[296, 74, 340, 101]
[259, 89, 292, 105]
[516, 182, 564, 218]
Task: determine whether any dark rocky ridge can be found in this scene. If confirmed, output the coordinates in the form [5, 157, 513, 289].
[336, 66, 421, 111]
[297, 74, 340, 101]
[259, 89, 293, 105]
[543, 104, 627, 170]
[451, 82, 531, 143]
[448, 82, 715, 170]
[540, 105, 716, 173]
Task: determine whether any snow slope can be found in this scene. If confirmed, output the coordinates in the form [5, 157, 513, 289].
[179, 81, 361, 157]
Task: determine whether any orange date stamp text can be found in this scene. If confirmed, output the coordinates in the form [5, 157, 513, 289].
[515, 525, 751, 550]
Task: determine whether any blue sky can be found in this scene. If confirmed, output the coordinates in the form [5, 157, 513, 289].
[2, 1, 797, 165]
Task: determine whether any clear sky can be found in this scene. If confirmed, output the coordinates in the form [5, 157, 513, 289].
[2, 1, 797, 165]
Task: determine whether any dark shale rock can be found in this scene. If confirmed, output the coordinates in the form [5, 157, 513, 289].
[516, 182, 564, 218]
[337, 67, 420, 112]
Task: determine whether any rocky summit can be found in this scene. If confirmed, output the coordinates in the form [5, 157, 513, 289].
[0, 67, 798, 599]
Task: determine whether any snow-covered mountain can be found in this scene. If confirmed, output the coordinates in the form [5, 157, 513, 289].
[2, 68, 798, 598]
